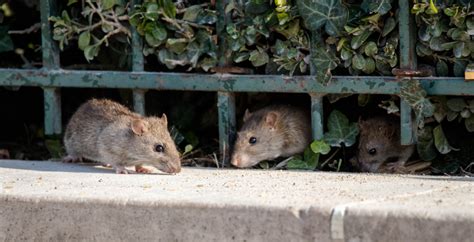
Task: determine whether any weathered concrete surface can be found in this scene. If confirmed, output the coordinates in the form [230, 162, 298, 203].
[0, 160, 473, 241]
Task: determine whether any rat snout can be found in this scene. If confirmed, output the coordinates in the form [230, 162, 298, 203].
[166, 160, 181, 174]
[231, 153, 254, 168]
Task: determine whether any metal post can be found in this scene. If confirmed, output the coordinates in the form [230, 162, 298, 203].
[309, 31, 325, 140]
[43, 87, 62, 135]
[398, 0, 417, 145]
[310, 93, 324, 140]
[217, 92, 236, 167]
[131, 0, 147, 115]
[40, 0, 60, 69]
[133, 89, 147, 115]
[41, 0, 62, 136]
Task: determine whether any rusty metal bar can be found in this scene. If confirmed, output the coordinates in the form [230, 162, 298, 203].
[130, 0, 147, 115]
[1, 69, 472, 95]
[398, 0, 418, 145]
[217, 92, 236, 167]
[43, 87, 62, 135]
[40, 0, 59, 69]
[310, 93, 324, 140]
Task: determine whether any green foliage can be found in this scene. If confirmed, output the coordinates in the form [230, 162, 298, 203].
[301, 0, 398, 84]
[130, 0, 217, 71]
[413, 0, 473, 76]
[287, 140, 330, 170]
[225, 0, 310, 75]
[324, 110, 359, 147]
[49, 0, 131, 62]
[297, 0, 348, 36]
[400, 79, 434, 128]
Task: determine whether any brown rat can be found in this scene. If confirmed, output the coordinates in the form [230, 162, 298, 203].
[355, 116, 415, 173]
[231, 105, 312, 168]
[63, 99, 181, 174]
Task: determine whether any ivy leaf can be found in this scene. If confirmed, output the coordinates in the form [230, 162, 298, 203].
[101, 0, 117, 10]
[351, 28, 371, 49]
[433, 125, 455, 154]
[446, 98, 467, 112]
[324, 110, 359, 147]
[0, 26, 14, 53]
[361, 0, 392, 15]
[382, 17, 396, 37]
[416, 126, 437, 161]
[297, 0, 348, 36]
[312, 44, 338, 85]
[400, 80, 435, 128]
[465, 116, 474, 132]
[183, 5, 202, 22]
[84, 44, 100, 61]
[145, 3, 159, 20]
[310, 140, 331, 155]
[287, 147, 319, 170]
[78, 31, 91, 50]
[166, 38, 188, 54]
[364, 42, 378, 56]
[436, 59, 448, 76]
[159, 0, 176, 18]
[249, 48, 269, 67]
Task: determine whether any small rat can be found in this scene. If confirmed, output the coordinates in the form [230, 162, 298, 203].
[231, 105, 311, 168]
[63, 99, 181, 174]
[355, 116, 415, 173]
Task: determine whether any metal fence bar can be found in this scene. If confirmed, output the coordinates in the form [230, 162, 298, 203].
[217, 92, 236, 166]
[310, 93, 324, 140]
[216, 0, 236, 165]
[1, 69, 470, 95]
[398, 0, 418, 145]
[43, 87, 62, 135]
[40, 0, 62, 136]
[131, 0, 147, 115]
[309, 31, 325, 140]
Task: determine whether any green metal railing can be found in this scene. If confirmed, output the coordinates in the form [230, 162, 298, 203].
[0, 0, 471, 165]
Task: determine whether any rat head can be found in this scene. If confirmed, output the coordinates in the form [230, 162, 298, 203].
[127, 114, 181, 174]
[231, 109, 285, 168]
[356, 118, 398, 172]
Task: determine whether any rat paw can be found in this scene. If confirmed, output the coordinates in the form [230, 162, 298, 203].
[62, 155, 82, 163]
[135, 165, 152, 174]
[114, 166, 135, 174]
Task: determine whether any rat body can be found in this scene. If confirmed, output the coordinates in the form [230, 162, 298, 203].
[231, 105, 311, 168]
[63, 99, 181, 174]
[355, 116, 415, 173]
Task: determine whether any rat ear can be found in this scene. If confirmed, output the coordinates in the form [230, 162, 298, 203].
[243, 109, 252, 122]
[160, 113, 168, 126]
[264, 112, 278, 128]
[131, 119, 148, 136]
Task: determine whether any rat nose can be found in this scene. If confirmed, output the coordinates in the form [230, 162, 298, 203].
[231, 157, 241, 167]
[168, 161, 181, 174]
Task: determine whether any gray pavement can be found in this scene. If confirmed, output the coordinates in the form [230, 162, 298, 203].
[0, 160, 473, 241]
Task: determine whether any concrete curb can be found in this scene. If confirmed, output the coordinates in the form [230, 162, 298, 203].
[1, 160, 473, 241]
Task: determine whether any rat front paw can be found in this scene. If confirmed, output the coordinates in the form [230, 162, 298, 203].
[135, 165, 152, 173]
[114, 166, 134, 174]
[62, 155, 83, 163]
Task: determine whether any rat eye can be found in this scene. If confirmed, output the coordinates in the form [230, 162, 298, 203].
[249, 137, 257, 144]
[155, 144, 165, 153]
[368, 148, 376, 155]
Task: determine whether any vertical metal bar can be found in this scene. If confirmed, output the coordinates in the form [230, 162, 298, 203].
[216, 0, 229, 66]
[133, 89, 147, 115]
[41, 0, 61, 138]
[217, 92, 236, 167]
[40, 0, 60, 69]
[398, 0, 417, 145]
[309, 31, 325, 140]
[310, 93, 324, 140]
[131, 0, 147, 114]
[216, 0, 235, 166]
[43, 87, 62, 135]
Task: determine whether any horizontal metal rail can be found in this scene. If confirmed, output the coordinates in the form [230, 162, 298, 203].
[0, 69, 469, 95]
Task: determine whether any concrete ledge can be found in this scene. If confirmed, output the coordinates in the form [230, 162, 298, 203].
[1, 160, 473, 241]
